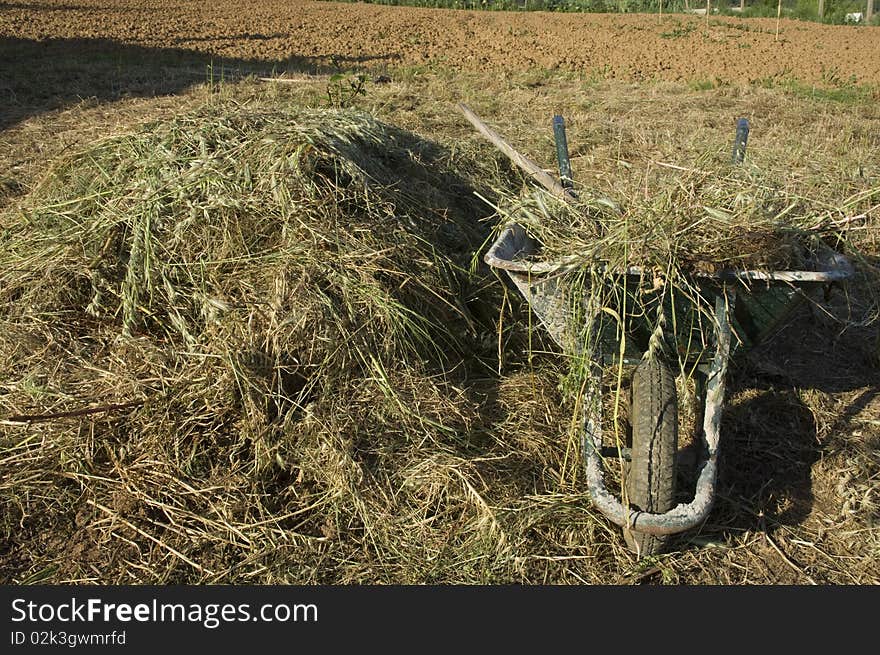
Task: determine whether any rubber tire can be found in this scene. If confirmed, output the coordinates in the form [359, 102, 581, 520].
[624, 357, 678, 557]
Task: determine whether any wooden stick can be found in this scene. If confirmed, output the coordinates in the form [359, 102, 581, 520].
[765, 531, 818, 585]
[3, 400, 143, 425]
[258, 77, 310, 84]
[457, 103, 577, 203]
[776, 0, 782, 41]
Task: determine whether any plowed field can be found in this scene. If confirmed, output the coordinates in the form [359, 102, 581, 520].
[1, 0, 879, 85]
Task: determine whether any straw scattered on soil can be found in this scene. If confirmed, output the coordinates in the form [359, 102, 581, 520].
[1, 75, 879, 584]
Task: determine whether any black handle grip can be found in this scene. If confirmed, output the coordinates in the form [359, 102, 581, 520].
[731, 118, 750, 165]
[553, 115, 574, 190]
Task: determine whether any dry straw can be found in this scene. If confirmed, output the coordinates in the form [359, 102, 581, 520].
[1, 85, 879, 584]
[0, 103, 534, 583]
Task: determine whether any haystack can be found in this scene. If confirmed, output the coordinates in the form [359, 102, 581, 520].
[0, 103, 519, 582]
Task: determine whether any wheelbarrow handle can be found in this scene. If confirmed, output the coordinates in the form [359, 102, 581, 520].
[731, 118, 750, 165]
[553, 115, 574, 191]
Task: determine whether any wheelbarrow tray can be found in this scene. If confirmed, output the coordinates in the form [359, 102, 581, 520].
[485, 222, 853, 361]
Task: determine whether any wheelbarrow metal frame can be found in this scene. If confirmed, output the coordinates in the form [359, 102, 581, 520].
[484, 222, 853, 537]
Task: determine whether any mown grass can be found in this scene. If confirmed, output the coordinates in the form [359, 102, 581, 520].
[757, 76, 879, 105]
[1, 70, 879, 584]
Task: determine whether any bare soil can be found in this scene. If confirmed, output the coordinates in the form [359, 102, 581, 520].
[1, 1, 880, 85]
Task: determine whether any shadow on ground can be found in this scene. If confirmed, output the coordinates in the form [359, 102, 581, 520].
[0, 36, 400, 131]
[675, 284, 880, 549]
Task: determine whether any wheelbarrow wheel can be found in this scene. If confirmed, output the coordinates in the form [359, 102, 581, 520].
[624, 356, 678, 557]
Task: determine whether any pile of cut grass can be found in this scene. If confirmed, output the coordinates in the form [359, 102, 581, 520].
[501, 147, 879, 275]
[1, 102, 571, 583]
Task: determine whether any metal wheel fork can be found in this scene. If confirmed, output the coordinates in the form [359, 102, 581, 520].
[581, 289, 734, 537]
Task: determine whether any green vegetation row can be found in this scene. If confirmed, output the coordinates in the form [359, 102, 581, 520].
[332, 0, 879, 25]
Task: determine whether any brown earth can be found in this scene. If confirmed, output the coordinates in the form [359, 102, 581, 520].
[1, 0, 879, 85]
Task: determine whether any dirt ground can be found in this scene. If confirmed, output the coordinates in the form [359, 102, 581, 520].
[1, 2, 879, 585]
[1, 0, 880, 86]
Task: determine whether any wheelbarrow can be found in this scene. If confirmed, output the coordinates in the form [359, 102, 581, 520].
[460, 105, 854, 556]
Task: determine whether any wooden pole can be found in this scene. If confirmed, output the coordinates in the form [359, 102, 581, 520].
[775, 0, 782, 41]
[817, 0, 824, 19]
[740, 0, 745, 11]
[706, 0, 710, 31]
[456, 103, 577, 203]
[868, 0, 874, 23]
